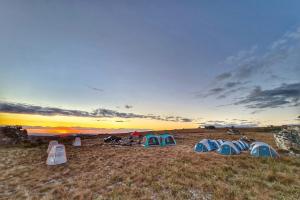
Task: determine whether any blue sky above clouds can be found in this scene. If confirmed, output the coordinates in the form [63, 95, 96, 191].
[0, 0, 299, 128]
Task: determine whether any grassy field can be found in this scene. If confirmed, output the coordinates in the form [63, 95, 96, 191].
[1, 129, 300, 200]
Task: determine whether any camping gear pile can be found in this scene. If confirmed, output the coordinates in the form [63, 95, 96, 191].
[104, 136, 122, 144]
[103, 131, 143, 146]
[227, 128, 241, 135]
[142, 133, 176, 147]
[194, 138, 279, 158]
[274, 126, 300, 155]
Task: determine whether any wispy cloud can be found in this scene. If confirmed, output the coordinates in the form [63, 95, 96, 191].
[234, 82, 300, 109]
[215, 72, 232, 81]
[196, 26, 300, 110]
[124, 105, 133, 109]
[86, 85, 103, 92]
[197, 119, 259, 128]
[0, 102, 194, 123]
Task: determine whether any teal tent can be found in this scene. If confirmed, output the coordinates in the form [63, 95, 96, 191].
[159, 134, 176, 146]
[142, 134, 160, 147]
[250, 143, 279, 158]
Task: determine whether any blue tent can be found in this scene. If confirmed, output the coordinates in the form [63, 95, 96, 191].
[216, 139, 225, 146]
[250, 143, 279, 158]
[208, 139, 220, 149]
[159, 134, 176, 146]
[217, 141, 240, 155]
[194, 139, 218, 152]
[232, 141, 243, 151]
[237, 140, 247, 150]
[238, 140, 249, 150]
[249, 142, 268, 151]
[142, 134, 160, 147]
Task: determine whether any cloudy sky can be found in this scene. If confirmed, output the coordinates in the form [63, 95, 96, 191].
[0, 1, 299, 134]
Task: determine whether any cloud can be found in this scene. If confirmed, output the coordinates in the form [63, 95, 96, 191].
[198, 26, 300, 102]
[225, 27, 300, 82]
[197, 119, 259, 128]
[86, 85, 103, 92]
[199, 81, 245, 98]
[125, 105, 133, 109]
[234, 82, 300, 109]
[0, 102, 194, 123]
[215, 72, 232, 81]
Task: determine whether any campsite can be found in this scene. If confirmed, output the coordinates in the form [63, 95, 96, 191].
[1, 1, 300, 200]
[1, 128, 300, 200]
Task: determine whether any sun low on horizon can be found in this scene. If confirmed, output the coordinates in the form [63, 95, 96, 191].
[0, 0, 299, 135]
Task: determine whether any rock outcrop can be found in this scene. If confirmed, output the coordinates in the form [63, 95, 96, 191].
[0, 126, 28, 145]
[274, 126, 300, 155]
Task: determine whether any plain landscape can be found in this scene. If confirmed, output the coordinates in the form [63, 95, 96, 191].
[1, 128, 300, 200]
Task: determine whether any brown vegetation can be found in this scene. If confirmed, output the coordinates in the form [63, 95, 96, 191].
[0, 129, 300, 200]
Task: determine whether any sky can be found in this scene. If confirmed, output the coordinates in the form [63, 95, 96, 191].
[0, 0, 299, 134]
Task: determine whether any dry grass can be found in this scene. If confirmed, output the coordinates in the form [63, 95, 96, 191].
[1, 129, 300, 200]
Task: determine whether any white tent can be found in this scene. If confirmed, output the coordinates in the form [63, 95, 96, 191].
[47, 140, 58, 153]
[73, 137, 81, 147]
[46, 144, 67, 165]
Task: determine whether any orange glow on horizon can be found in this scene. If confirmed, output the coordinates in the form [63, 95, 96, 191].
[0, 112, 197, 134]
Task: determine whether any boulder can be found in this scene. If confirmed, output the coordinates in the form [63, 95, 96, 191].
[274, 126, 300, 154]
[0, 126, 28, 145]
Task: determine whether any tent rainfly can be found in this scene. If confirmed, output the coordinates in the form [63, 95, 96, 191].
[240, 140, 250, 149]
[159, 134, 176, 146]
[232, 141, 244, 151]
[250, 143, 279, 158]
[216, 139, 225, 146]
[194, 139, 218, 152]
[142, 134, 160, 147]
[46, 144, 67, 165]
[249, 142, 268, 151]
[217, 141, 240, 155]
[73, 137, 81, 147]
[47, 140, 58, 153]
[131, 131, 142, 137]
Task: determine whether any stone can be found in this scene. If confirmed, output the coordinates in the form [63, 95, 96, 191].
[274, 126, 300, 154]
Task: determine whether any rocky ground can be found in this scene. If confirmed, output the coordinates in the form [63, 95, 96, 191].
[0, 129, 300, 200]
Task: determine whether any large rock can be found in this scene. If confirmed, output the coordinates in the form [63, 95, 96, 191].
[274, 126, 300, 154]
[0, 126, 28, 145]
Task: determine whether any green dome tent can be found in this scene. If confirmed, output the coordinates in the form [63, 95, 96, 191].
[142, 134, 160, 147]
[159, 134, 176, 146]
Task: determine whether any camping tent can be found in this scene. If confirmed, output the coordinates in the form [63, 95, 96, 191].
[73, 137, 81, 147]
[142, 134, 160, 147]
[238, 140, 249, 150]
[237, 140, 247, 150]
[232, 141, 244, 151]
[217, 141, 240, 155]
[249, 142, 268, 151]
[208, 139, 220, 149]
[216, 139, 225, 146]
[194, 139, 218, 152]
[159, 134, 176, 146]
[46, 144, 67, 165]
[131, 131, 142, 137]
[47, 140, 58, 153]
[250, 143, 279, 158]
